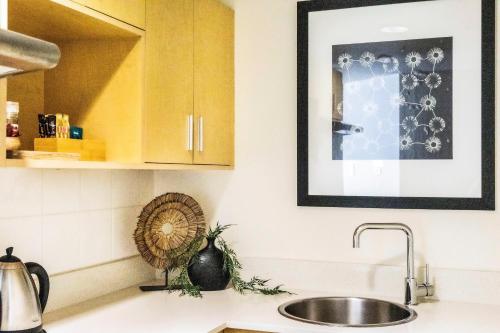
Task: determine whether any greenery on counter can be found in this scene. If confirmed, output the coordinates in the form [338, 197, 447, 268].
[170, 223, 292, 298]
[170, 263, 202, 297]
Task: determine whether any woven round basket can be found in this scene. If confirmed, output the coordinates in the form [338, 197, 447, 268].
[134, 193, 206, 270]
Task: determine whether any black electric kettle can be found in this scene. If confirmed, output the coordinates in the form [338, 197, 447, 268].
[0, 247, 49, 333]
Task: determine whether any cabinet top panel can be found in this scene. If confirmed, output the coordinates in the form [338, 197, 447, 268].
[8, 0, 144, 42]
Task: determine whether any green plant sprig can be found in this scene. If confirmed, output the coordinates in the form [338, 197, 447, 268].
[168, 235, 204, 298]
[206, 223, 234, 239]
[169, 265, 202, 297]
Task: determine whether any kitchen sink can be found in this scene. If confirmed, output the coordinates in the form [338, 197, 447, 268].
[278, 297, 417, 327]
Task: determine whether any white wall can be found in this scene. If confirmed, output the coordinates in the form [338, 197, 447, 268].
[155, 0, 500, 273]
[0, 168, 156, 309]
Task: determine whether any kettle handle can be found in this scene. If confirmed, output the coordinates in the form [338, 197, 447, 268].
[25, 262, 50, 312]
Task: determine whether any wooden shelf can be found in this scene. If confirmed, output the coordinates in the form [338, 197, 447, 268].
[4, 159, 233, 170]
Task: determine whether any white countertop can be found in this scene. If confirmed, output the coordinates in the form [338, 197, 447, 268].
[44, 286, 500, 333]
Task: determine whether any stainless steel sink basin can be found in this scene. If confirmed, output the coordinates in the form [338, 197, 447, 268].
[278, 297, 417, 327]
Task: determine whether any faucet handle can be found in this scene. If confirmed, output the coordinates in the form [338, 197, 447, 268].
[424, 264, 430, 285]
[421, 264, 434, 297]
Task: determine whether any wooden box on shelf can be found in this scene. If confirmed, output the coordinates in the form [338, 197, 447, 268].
[34, 138, 106, 161]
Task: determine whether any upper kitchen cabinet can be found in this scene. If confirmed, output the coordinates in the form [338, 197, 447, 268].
[71, 0, 146, 29]
[0, 0, 233, 170]
[144, 0, 234, 166]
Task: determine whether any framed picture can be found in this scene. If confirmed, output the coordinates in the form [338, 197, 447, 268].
[297, 0, 495, 210]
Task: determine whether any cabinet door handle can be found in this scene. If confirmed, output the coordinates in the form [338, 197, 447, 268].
[198, 116, 204, 152]
[187, 115, 193, 151]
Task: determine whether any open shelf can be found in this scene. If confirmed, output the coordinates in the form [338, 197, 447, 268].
[4, 158, 234, 170]
[4, 0, 145, 166]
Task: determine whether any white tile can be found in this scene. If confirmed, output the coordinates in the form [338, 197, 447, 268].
[111, 206, 141, 259]
[42, 213, 81, 274]
[80, 170, 112, 210]
[0, 216, 42, 263]
[80, 210, 112, 267]
[43, 170, 80, 215]
[111, 170, 141, 208]
[138, 171, 154, 205]
[0, 169, 42, 218]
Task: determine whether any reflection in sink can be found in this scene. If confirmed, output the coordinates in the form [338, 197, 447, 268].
[278, 297, 417, 327]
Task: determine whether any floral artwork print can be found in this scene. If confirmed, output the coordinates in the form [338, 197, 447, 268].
[331, 37, 453, 160]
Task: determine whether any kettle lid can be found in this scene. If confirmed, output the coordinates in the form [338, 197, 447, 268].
[0, 247, 21, 263]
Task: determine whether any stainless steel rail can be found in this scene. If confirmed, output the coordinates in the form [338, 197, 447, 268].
[0, 29, 60, 78]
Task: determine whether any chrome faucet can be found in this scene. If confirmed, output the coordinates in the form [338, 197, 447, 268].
[353, 223, 434, 305]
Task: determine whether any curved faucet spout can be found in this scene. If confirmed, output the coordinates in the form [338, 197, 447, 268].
[352, 223, 414, 280]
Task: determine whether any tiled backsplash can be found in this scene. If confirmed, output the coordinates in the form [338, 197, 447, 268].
[0, 168, 154, 275]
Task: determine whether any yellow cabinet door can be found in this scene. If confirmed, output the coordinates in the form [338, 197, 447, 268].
[144, 0, 194, 164]
[72, 0, 146, 29]
[193, 0, 234, 166]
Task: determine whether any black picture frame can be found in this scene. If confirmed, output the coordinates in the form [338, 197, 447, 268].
[297, 0, 495, 210]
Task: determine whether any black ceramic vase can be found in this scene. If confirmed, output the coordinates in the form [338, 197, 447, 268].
[187, 237, 230, 291]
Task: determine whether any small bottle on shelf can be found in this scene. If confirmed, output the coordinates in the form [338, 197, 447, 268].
[6, 101, 20, 138]
[5, 101, 21, 153]
[56, 113, 63, 138]
[62, 114, 70, 138]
